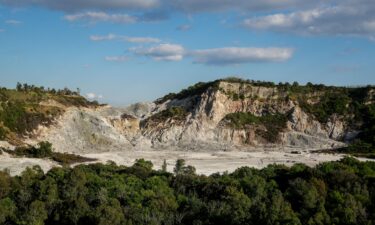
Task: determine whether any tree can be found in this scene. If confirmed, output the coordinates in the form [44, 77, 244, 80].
[134, 158, 153, 171]
[183, 165, 196, 175]
[16, 82, 22, 91]
[174, 159, 186, 174]
[33, 141, 53, 158]
[162, 159, 167, 172]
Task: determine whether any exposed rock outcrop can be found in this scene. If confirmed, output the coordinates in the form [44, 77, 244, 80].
[24, 80, 362, 153]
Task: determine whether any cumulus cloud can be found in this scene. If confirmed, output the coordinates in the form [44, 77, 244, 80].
[5, 20, 22, 25]
[90, 34, 160, 43]
[86, 93, 103, 100]
[0, 0, 322, 15]
[190, 47, 294, 65]
[130, 43, 185, 61]
[243, 0, 375, 39]
[105, 56, 129, 62]
[0, 0, 159, 12]
[64, 12, 137, 24]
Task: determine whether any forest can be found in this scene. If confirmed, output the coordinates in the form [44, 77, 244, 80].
[0, 157, 375, 225]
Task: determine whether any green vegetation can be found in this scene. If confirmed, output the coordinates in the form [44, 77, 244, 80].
[299, 91, 351, 123]
[0, 83, 100, 141]
[223, 112, 288, 142]
[143, 106, 189, 124]
[155, 81, 220, 104]
[5, 142, 95, 165]
[154, 77, 375, 154]
[0, 157, 375, 224]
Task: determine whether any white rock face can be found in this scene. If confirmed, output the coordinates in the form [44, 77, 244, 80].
[22, 81, 352, 153]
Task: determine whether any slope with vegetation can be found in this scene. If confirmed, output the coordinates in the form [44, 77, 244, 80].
[0, 157, 374, 224]
[152, 77, 375, 154]
[0, 83, 100, 145]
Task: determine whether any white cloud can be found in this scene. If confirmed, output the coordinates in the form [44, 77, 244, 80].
[105, 56, 129, 62]
[64, 12, 137, 24]
[170, 0, 319, 13]
[0, 0, 159, 12]
[0, 0, 318, 13]
[243, 0, 375, 39]
[129, 44, 293, 64]
[190, 47, 294, 65]
[2, 0, 375, 40]
[130, 43, 185, 61]
[5, 20, 22, 25]
[90, 34, 160, 43]
[86, 92, 103, 99]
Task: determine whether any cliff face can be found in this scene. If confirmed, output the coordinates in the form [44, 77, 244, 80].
[21, 80, 374, 153]
[131, 81, 349, 150]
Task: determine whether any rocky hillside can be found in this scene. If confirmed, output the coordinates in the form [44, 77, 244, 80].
[0, 83, 100, 147]
[136, 78, 374, 151]
[2, 79, 375, 153]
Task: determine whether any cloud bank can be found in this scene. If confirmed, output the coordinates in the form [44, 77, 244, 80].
[128, 44, 293, 65]
[191, 47, 294, 65]
[0, 0, 158, 12]
[2, 1, 374, 40]
[243, 0, 375, 39]
[90, 34, 160, 43]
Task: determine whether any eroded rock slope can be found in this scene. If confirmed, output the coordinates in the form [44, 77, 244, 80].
[25, 79, 374, 153]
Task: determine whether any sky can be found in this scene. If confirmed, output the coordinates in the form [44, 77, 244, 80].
[0, 0, 375, 106]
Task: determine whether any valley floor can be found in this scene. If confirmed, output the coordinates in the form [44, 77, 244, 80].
[2, 149, 375, 176]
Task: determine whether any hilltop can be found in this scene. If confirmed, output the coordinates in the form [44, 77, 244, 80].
[0, 78, 375, 175]
[0, 83, 101, 146]
[1, 79, 375, 153]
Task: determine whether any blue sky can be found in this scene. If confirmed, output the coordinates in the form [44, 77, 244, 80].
[0, 0, 375, 105]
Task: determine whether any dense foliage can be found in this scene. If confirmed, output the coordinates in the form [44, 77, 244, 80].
[222, 112, 288, 142]
[0, 157, 375, 224]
